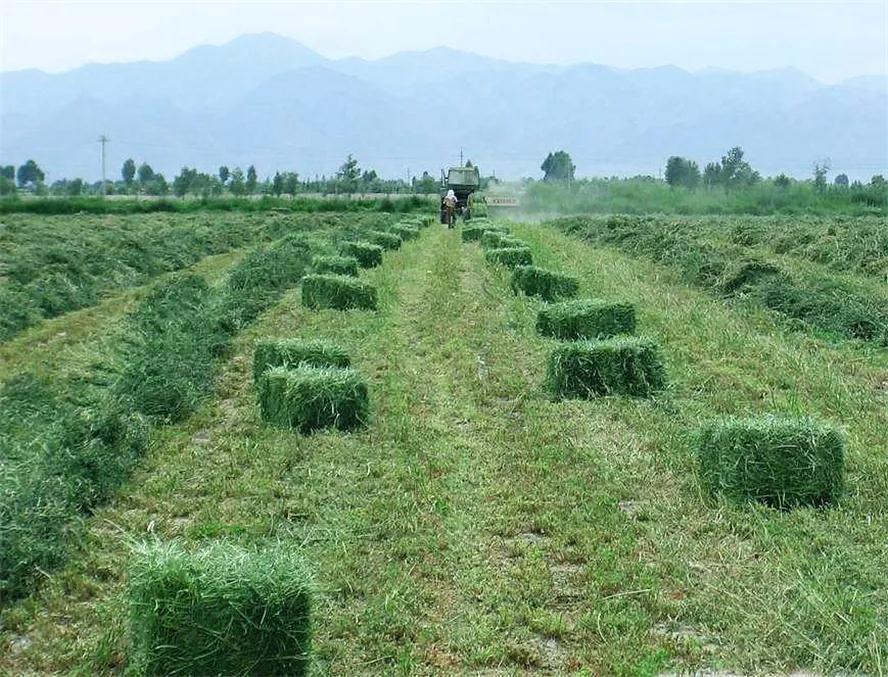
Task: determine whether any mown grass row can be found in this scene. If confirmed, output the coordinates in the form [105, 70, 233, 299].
[121, 214, 432, 674]
[0, 213, 425, 603]
[471, 220, 846, 508]
[552, 214, 888, 345]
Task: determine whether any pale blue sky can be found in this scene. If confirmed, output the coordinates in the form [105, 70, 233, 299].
[1, 0, 885, 82]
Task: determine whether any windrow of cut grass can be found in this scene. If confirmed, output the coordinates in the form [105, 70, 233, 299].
[0, 211, 422, 602]
[552, 214, 888, 345]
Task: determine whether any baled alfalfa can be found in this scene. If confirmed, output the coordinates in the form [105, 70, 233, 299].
[312, 255, 359, 277]
[546, 336, 666, 399]
[366, 230, 402, 251]
[253, 338, 350, 383]
[461, 222, 507, 242]
[480, 230, 524, 250]
[485, 247, 533, 268]
[341, 241, 383, 268]
[511, 265, 579, 301]
[537, 299, 636, 340]
[390, 224, 420, 241]
[301, 274, 377, 311]
[696, 416, 844, 508]
[128, 542, 311, 676]
[258, 365, 370, 433]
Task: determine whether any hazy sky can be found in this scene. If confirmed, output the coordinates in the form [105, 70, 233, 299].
[1, 0, 886, 82]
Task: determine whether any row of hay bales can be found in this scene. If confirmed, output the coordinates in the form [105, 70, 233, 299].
[467, 220, 845, 510]
[127, 214, 433, 675]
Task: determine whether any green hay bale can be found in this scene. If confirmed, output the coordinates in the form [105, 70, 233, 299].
[258, 365, 369, 433]
[390, 224, 420, 241]
[546, 336, 666, 399]
[301, 274, 377, 311]
[366, 230, 402, 250]
[341, 241, 383, 268]
[253, 339, 350, 383]
[537, 299, 636, 340]
[511, 265, 579, 301]
[697, 416, 844, 508]
[480, 230, 524, 250]
[485, 247, 533, 268]
[129, 542, 311, 676]
[461, 223, 507, 242]
[311, 255, 359, 277]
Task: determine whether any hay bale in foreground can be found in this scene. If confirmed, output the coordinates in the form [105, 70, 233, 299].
[311, 255, 359, 277]
[253, 338, 350, 383]
[129, 542, 311, 676]
[258, 365, 369, 433]
[697, 416, 844, 507]
[341, 241, 383, 268]
[461, 222, 506, 242]
[390, 224, 420, 241]
[301, 274, 377, 311]
[546, 336, 666, 399]
[511, 265, 579, 301]
[537, 299, 636, 340]
[485, 247, 533, 268]
[366, 230, 402, 250]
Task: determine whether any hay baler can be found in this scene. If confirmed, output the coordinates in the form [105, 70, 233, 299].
[440, 166, 480, 224]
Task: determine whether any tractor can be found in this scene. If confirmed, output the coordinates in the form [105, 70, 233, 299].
[440, 165, 480, 226]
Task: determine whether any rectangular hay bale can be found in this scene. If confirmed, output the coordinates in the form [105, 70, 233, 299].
[485, 247, 534, 268]
[366, 230, 402, 250]
[253, 338, 350, 383]
[341, 241, 383, 268]
[301, 274, 377, 311]
[311, 255, 359, 277]
[537, 299, 636, 340]
[511, 265, 579, 301]
[480, 231, 524, 250]
[546, 336, 666, 399]
[258, 365, 370, 433]
[697, 416, 844, 507]
[129, 542, 311, 676]
[390, 224, 420, 241]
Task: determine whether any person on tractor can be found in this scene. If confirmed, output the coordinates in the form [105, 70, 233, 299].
[443, 189, 458, 228]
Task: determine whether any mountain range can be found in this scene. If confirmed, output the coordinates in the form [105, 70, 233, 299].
[1, 32, 886, 181]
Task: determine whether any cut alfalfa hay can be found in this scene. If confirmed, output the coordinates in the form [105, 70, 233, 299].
[485, 247, 533, 268]
[311, 255, 359, 277]
[480, 230, 524, 250]
[258, 365, 369, 433]
[390, 224, 420, 241]
[511, 265, 579, 301]
[696, 416, 844, 508]
[341, 241, 383, 268]
[302, 274, 377, 311]
[128, 542, 311, 676]
[366, 230, 402, 250]
[253, 339, 350, 383]
[537, 299, 636, 340]
[546, 336, 666, 399]
[462, 224, 507, 242]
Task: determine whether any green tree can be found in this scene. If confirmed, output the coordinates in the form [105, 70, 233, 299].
[219, 165, 230, 185]
[229, 167, 246, 196]
[172, 167, 198, 197]
[271, 172, 284, 196]
[870, 175, 886, 188]
[414, 170, 438, 194]
[137, 162, 155, 185]
[834, 173, 849, 188]
[541, 151, 575, 181]
[664, 156, 701, 189]
[0, 175, 15, 196]
[773, 173, 791, 189]
[121, 158, 136, 187]
[67, 178, 84, 196]
[813, 161, 830, 193]
[16, 159, 44, 188]
[0, 165, 14, 180]
[282, 172, 299, 196]
[336, 154, 360, 193]
[246, 165, 258, 194]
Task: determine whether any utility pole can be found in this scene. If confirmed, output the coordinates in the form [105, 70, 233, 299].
[459, 147, 463, 166]
[98, 134, 110, 197]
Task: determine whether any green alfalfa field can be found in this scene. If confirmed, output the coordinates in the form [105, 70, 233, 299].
[1, 209, 887, 675]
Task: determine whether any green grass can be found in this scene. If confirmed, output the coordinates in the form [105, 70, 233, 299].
[2, 217, 887, 675]
[128, 542, 311, 676]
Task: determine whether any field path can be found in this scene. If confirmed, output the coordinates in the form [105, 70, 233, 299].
[2, 221, 886, 675]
